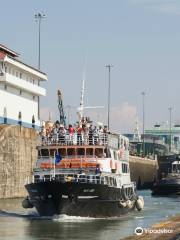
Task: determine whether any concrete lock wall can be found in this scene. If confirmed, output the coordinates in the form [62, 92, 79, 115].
[129, 156, 158, 188]
[0, 125, 38, 198]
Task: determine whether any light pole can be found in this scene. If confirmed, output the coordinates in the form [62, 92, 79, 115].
[168, 107, 172, 152]
[35, 12, 45, 70]
[141, 91, 146, 156]
[35, 12, 45, 120]
[105, 65, 113, 130]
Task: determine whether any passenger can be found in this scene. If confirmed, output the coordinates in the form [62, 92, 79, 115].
[77, 124, 83, 145]
[55, 120, 60, 129]
[82, 124, 89, 145]
[98, 126, 104, 145]
[95, 164, 101, 174]
[40, 126, 46, 145]
[103, 125, 108, 144]
[59, 125, 66, 144]
[68, 124, 74, 145]
[52, 124, 59, 143]
[93, 126, 98, 145]
[88, 125, 93, 145]
[46, 127, 52, 144]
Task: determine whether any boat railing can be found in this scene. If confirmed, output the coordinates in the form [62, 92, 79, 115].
[32, 173, 119, 186]
[40, 132, 108, 146]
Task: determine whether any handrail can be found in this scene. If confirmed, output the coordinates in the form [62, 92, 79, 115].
[33, 173, 119, 187]
[41, 132, 108, 146]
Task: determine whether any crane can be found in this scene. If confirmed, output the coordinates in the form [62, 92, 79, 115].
[57, 89, 66, 127]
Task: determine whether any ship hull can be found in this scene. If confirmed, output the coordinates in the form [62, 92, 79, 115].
[152, 177, 180, 196]
[25, 181, 137, 217]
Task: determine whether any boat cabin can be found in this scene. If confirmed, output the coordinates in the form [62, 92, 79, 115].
[172, 161, 180, 173]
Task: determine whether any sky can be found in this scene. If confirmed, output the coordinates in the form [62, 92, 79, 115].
[1, 0, 180, 133]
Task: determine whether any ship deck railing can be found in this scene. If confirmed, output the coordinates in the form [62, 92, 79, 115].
[29, 172, 120, 187]
[40, 132, 108, 146]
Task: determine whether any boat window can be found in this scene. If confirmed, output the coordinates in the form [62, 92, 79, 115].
[173, 164, 180, 173]
[113, 151, 118, 160]
[95, 148, 104, 158]
[77, 148, 85, 156]
[109, 177, 114, 186]
[67, 148, 75, 157]
[86, 148, 94, 157]
[124, 140, 127, 149]
[41, 149, 49, 157]
[104, 148, 111, 158]
[122, 163, 128, 173]
[122, 163, 124, 173]
[113, 178, 117, 187]
[55, 175, 60, 181]
[58, 148, 66, 157]
[44, 175, 50, 180]
[50, 149, 57, 157]
[120, 138, 124, 148]
[126, 141, 129, 150]
[38, 150, 41, 158]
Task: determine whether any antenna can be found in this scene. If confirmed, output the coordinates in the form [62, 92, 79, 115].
[78, 75, 85, 122]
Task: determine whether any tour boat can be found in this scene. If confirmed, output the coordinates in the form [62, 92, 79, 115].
[22, 124, 144, 217]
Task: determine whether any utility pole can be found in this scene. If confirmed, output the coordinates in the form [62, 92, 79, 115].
[35, 12, 45, 120]
[105, 65, 113, 130]
[142, 91, 146, 157]
[168, 107, 172, 152]
[35, 12, 45, 69]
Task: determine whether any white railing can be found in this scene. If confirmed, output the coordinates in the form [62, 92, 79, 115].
[41, 132, 108, 146]
[33, 173, 118, 187]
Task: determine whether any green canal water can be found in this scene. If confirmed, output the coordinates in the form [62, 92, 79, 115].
[0, 190, 179, 240]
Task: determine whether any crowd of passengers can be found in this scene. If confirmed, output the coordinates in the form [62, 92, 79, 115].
[40, 120, 109, 145]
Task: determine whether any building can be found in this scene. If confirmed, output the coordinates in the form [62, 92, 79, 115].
[0, 44, 47, 128]
[145, 123, 180, 153]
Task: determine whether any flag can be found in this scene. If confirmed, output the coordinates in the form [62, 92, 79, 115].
[55, 153, 62, 164]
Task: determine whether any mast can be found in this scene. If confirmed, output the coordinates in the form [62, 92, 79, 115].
[77, 71, 85, 124]
[77, 65, 104, 125]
